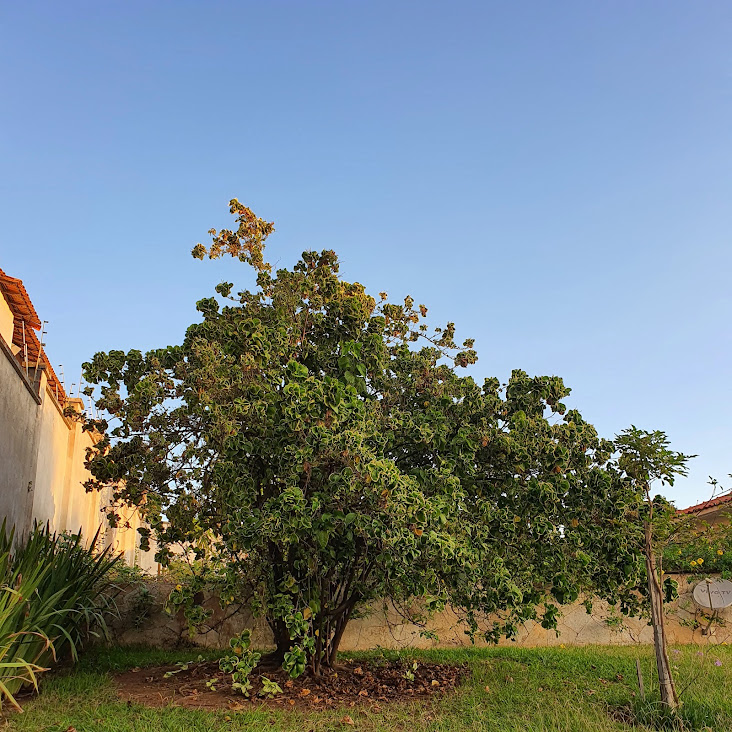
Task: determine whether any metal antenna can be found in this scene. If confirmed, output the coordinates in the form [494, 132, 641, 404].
[34, 320, 48, 371]
[21, 321, 28, 377]
[59, 365, 65, 391]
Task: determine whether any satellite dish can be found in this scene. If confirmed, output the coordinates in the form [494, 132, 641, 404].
[693, 579, 732, 609]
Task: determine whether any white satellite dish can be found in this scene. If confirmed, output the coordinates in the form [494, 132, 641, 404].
[693, 578, 732, 609]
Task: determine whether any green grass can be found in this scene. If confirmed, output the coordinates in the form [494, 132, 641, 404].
[5, 644, 732, 731]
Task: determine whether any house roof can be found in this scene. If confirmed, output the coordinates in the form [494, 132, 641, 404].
[0, 267, 66, 404]
[679, 492, 732, 515]
[0, 267, 41, 329]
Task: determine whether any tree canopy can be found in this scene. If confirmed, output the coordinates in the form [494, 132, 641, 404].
[83, 200, 646, 676]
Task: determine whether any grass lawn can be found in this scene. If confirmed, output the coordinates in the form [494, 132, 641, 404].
[5, 644, 732, 731]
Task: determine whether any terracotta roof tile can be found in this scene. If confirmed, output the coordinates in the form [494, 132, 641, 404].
[679, 493, 732, 515]
[0, 267, 41, 329]
[0, 267, 66, 403]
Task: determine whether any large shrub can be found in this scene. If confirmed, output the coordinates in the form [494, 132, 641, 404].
[83, 201, 644, 677]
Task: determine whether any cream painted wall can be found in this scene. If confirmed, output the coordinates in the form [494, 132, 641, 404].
[31, 373, 68, 528]
[30, 393, 159, 572]
[1, 286, 157, 570]
[0, 336, 40, 536]
[0, 295, 13, 347]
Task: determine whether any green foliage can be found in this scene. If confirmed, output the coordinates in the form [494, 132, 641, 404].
[0, 521, 120, 709]
[219, 630, 261, 695]
[258, 676, 283, 698]
[83, 201, 651, 675]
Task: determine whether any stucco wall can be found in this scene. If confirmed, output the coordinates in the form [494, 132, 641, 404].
[1, 331, 156, 570]
[0, 336, 41, 537]
[31, 394, 158, 573]
[111, 574, 732, 650]
[0, 296, 13, 347]
[31, 376, 69, 528]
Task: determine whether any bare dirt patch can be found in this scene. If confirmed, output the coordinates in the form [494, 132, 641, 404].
[114, 657, 467, 710]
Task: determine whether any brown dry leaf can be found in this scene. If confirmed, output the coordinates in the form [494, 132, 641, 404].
[341, 715, 355, 726]
[353, 666, 364, 675]
[485, 685, 490, 692]
[300, 688, 311, 697]
[288, 699, 296, 706]
[284, 679, 294, 688]
[431, 679, 440, 687]
[358, 690, 368, 697]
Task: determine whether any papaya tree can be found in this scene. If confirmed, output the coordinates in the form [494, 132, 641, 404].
[615, 427, 694, 711]
[82, 200, 643, 676]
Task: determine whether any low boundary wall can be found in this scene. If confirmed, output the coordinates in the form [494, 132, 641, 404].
[109, 574, 732, 650]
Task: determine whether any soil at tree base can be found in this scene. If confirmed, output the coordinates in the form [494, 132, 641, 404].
[113, 658, 467, 710]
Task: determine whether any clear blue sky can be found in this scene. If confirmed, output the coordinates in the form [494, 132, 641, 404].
[2, 1, 731, 507]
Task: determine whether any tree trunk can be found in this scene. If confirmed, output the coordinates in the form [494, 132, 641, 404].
[326, 605, 353, 668]
[263, 618, 291, 666]
[644, 521, 679, 710]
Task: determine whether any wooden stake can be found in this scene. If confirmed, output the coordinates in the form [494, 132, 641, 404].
[636, 659, 646, 700]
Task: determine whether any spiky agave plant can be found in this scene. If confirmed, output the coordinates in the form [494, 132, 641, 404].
[0, 521, 121, 709]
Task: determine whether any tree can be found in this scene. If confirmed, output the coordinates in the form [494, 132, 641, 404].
[83, 201, 643, 676]
[615, 427, 695, 711]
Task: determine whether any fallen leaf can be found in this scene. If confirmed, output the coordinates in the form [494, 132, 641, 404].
[288, 699, 295, 705]
[353, 666, 364, 675]
[485, 685, 490, 692]
[300, 689, 311, 697]
[341, 715, 355, 726]
[431, 679, 440, 687]
[358, 689, 369, 697]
